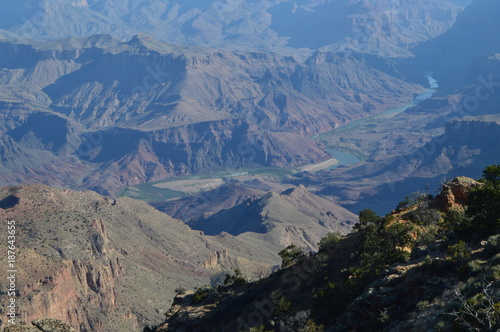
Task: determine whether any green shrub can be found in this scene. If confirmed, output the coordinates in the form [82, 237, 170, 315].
[193, 286, 212, 304]
[446, 240, 470, 262]
[358, 209, 381, 226]
[378, 308, 390, 323]
[299, 320, 324, 332]
[441, 207, 470, 233]
[416, 300, 430, 312]
[275, 297, 292, 315]
[271, 290, 292, 315]
[465, 260, 484, 276]
[279, 244, 306, 268]
[360, 222, 414, 277]
[491, 265, 500, 280]
[318, 232, 342, 252]
[223, 269, 247, 287]
[249, 326, 272, 332]
[450, 283, 500, 331]
[485, 234, 500, 256]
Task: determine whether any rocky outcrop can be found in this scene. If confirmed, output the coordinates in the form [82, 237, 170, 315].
[434, 176, 484, 209]
[202, 250, 229, 268]
[18, 258, 124, 331]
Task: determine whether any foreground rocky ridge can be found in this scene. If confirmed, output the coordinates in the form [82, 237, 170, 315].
[0, 183, 355, 332]
[153, 172, 500, 331]
[0, 185, 266, 331]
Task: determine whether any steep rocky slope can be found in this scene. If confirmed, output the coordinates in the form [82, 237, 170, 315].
[0, 0, 465, 57]
[0, 184, 287, 332]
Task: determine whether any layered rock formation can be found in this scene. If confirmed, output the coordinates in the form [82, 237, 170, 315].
[0, 35, 421, 195]
[202, 250, 229, 269]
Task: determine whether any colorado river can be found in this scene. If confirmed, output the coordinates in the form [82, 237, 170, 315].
[318, 72, 439, 170]
[121, 74, 440, 201]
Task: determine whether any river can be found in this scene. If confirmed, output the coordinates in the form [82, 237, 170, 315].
[121, 74, 440, 201]
[318, 72, 439, 169]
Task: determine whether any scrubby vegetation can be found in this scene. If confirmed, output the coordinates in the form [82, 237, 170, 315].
[154, 166, 500, 332]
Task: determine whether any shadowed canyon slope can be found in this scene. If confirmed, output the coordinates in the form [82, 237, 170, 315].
[187, 185, 357, 248]
[0, 35, 421, 195]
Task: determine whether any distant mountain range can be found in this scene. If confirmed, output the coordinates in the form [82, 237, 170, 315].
[0, 0, 498, 210]
[0, 0, 466, 57]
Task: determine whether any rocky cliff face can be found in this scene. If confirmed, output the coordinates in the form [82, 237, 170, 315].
[0, 184, 285, 332]
[18, 258, 126, 332]
[202, 250, 229, 269]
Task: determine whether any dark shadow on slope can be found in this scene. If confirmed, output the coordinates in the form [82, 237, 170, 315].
[0, 195, 19, 209]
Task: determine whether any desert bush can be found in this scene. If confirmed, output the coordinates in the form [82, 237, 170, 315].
[485, 234, 500, 256]
[465, 260, 484, 277]
[249, 325, 272, 332]
[299, 320, 324, 332]
[270, 290, 293, 316]
[193, 286, 213, 304]
[358, 209, 381, 227]
[275, 297, 292, 315]
[318, 232, 342, 253]
[446, 240, 470, 263]
[223, 269, 247, 288]
[416, 300, 430, 312]
[449, 281, 500, 331]
[279, 244, 306, 268]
